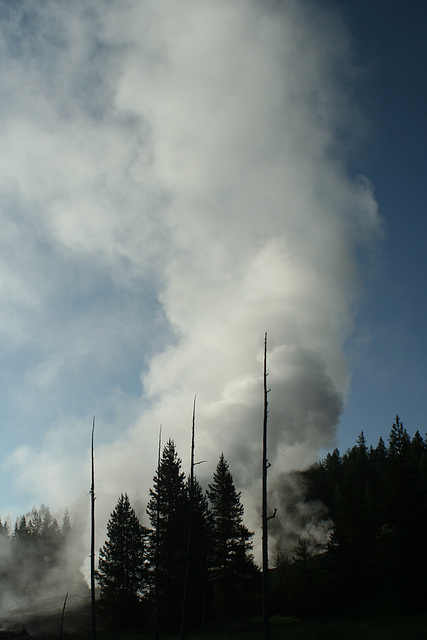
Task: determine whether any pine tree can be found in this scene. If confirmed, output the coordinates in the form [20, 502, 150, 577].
[41, 506, 54, 537]
[186, 478, 212, 627]
[323, 448, 342, 473]
[356, 431, 368, 455]
[375, 436, 387, 463]
[14, 515, 29, 538]
[28, 509, 43, 537]
[0, 517, 9, 537]
[206, 454, 257, 618]
[386, 416, 412, 528]
[0, 517, 11, 593]
[146, 439, 188, 626]
[388, 415, 410, 460]
[97, 493, 148, 626]
[61, 508, 72, 536]
[409, 430, 426, 467]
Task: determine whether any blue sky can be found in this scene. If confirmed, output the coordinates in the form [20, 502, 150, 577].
[334, 0, 427, 452]
[0, 0, 425, 535]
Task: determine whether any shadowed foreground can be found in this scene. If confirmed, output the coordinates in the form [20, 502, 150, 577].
[3, 604, 427, 640]
[0, 591, 97, 639]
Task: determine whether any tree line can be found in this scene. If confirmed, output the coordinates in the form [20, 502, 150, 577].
[271, 416, 427, 617]
[2, 415, 427, 627]
[0, 505, 85, 611]
[96, 439, 259, 630]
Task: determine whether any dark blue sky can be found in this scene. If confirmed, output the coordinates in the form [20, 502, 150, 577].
[332, 0, 427, 449]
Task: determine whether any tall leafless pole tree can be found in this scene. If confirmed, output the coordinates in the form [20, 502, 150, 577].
[179, 395, 197, 640]
[262, 334, 276, 640]
[90, 416, 96, 640]
[154, 425, 162, 640]
[59, 592, 68, 640]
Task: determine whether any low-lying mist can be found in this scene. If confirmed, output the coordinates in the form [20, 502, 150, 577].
[0, 504, 89, 626]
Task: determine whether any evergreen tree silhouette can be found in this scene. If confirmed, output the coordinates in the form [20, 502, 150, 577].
[207, 454, 257, 618]
[147, 439, 188, 626]
[97, 493, 148, 627]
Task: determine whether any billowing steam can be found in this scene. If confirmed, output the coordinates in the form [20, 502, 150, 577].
[268, 472, 334, 558]
[0, 0, 380, 572]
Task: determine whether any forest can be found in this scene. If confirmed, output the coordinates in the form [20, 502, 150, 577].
[1, 415, 427, 635]
[271, 415, 427, 619]
[0, 505, 85, 615]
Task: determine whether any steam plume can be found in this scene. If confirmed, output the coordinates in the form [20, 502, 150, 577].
[0, 0, 380, 558]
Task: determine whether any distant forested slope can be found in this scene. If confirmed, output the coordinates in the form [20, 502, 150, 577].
[271, 416, 427, 617]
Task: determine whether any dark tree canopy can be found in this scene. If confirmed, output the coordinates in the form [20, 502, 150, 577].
[185, 477, 212, 627]
[0, 442, 260, 633]
[207, 454, 258, 618]
[97, 493, 148, 626]
[5, 416, 427, 630]
[272, 417, 427, 617]
[146, 439, 189, 625]
[388, 415, 411, 460]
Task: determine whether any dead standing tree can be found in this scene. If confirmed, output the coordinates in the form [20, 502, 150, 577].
[179, 395, 197, 640]
[262, 334, 276, 640]
[90, 416, 96, 640]
[154, 426, 162, 640]
[59, 592, 68, 640]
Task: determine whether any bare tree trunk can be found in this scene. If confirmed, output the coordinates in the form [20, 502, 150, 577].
[201, 546, 211, 636]
[179, 396, 197, 640]
[59, 592, 68, 640]
[154, 425, 162, 640]
[262, 334, 276, 640]
[90, 416, 97, 640]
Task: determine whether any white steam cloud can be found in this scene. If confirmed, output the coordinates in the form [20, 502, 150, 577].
[0, 0, 380, 558]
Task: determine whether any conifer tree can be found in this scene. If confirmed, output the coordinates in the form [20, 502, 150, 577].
[41, 506, 54, 537]
[14, 515, 28, 538]
[206, 454, 257, 618]
[409, 430, 426, 466]
[388, 415, 410, 460]
[146, 439, 188, 625]
[186, 478, 212, 627]
[61, 508, 72, 536]
[97, 493, 148, 626]
[0, 517, 9, 537]
[29, 509, 43, 537]
[271, 420, 427, 616]
[375, 436, 387, 463]
[356, 431, 368, 455]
